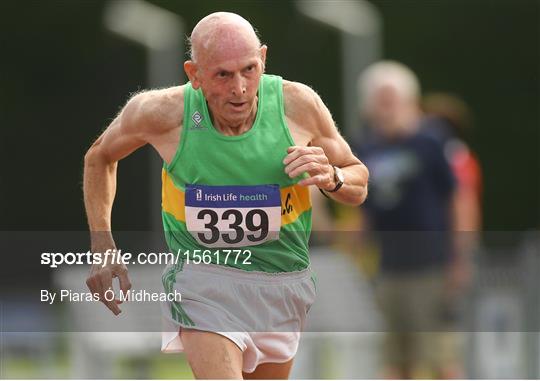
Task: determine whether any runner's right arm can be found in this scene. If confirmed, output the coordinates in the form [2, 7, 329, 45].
[83, 93, 154, 315]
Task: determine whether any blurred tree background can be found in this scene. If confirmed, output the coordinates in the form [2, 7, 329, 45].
[1, 0, 538, 231]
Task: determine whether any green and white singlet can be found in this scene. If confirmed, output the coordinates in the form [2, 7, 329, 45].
[161, 74, 312, 273]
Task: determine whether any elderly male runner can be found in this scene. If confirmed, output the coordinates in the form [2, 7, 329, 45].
[84, 12, 368, 379]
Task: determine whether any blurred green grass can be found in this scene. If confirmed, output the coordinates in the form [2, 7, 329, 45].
[2, 352, 194, 379]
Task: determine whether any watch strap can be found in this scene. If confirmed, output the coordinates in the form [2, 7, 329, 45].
[327, 165, 344, 193]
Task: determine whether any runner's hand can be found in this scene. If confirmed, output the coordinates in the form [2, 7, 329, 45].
[86, 250, 132, 315]
[283, 145, 335, 190]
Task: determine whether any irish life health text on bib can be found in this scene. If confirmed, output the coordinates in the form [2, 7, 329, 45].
[185, 184, 281, 248]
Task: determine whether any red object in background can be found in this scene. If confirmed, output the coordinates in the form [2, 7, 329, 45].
[451, 144, 483, 203]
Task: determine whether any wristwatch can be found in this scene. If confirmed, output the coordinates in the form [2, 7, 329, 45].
[319, 165, 344, 198]
[327, 165, 345, 192]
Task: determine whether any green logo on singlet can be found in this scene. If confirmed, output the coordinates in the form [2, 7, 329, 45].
[190, 111, 206, 130]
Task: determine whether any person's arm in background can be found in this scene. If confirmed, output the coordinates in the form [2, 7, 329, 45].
[428, 133, 478, 293]
[450, 148, 483, 291]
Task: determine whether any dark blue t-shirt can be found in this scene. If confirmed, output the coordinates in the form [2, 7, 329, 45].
[354, 121, 456, 272]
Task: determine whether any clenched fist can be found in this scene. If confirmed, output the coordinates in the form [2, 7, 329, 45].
[283, 145, 336, 190]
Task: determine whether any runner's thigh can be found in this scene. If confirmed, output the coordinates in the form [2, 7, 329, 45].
[181, 329, 244, 379]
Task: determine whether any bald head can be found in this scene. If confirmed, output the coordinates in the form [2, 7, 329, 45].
[189, 12, 262, 64]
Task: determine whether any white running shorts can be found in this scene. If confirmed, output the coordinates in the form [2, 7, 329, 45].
[161, 262, 317, 373]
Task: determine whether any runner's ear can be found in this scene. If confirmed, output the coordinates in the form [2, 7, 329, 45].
[184, 61, 200, 89]
[259, 45, 268, 72]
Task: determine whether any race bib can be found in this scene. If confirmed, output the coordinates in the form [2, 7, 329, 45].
[185, 184, 281, 248]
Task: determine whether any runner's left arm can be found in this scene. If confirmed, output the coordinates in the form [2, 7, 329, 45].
[283, 83, 368, 206]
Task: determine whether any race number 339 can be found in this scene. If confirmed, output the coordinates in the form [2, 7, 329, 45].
[185, 184, 281, 248]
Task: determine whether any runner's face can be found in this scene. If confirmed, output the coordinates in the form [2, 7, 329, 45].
[196, 46, 266, 126]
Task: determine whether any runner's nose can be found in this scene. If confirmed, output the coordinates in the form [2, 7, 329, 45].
[231, 73, 246, 96]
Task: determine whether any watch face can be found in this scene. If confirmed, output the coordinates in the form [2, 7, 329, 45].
[334, 166, 345, 183]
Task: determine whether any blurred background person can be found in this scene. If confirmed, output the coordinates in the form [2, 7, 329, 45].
[353, 61, 463, 379]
